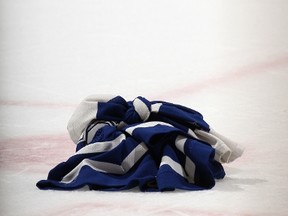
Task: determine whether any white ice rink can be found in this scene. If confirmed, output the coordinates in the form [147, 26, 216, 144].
[1, 0, 288, 215]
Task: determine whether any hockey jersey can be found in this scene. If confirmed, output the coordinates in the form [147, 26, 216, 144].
[36, 95, 243, 191]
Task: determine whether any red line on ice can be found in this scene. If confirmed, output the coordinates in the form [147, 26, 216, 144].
[152, 54, 288, 100]
[0, 100, 76, 109]
[0, 134, 75, 173]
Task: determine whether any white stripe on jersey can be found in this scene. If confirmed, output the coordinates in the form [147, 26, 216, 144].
[125, 121, 173, 135]
[61, 142, 148, 184]
[160, 156, 186, 178]
[75, 134, 126, 155]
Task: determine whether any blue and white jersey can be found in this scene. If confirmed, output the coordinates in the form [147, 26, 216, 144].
[37, 95, 243, 191]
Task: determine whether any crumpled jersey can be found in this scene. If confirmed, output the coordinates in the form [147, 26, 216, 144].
[36, 95, 243, 191]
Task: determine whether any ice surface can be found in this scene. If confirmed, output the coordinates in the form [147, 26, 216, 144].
[1, 0, 288, 215]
